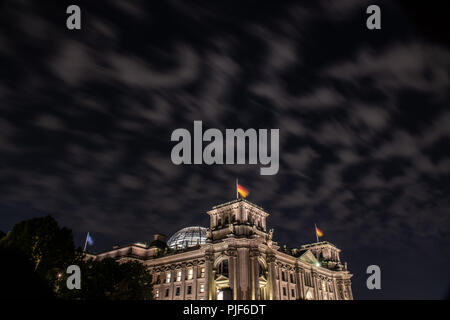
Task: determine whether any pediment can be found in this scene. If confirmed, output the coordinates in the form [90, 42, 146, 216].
[215, 274, 229, 281]
[299, 250, 320, 265]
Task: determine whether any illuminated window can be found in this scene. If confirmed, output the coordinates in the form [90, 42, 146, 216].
[187, 268, 194, 280]
[200, 284, 205, 293]
[155, 289, 159, 298]
[177, 270, 182, 282]
[200, 267, 205, 278]
[166, 272, 171, 283]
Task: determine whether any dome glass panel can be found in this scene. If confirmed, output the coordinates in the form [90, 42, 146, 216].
[167, 226, 207, 249]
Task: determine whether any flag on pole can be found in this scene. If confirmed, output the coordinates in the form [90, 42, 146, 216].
[87, 233, 94, 246]
[315, 226, 323, 237]
[237, 183, 249, 198]
[315, 225, 323, 239]
[84, 232, 94, 251]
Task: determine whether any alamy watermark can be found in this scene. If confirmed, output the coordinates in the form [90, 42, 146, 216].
[366, 265, 381, 290]
[366, 5, 381, 30]
[66, 5, 81, 30]
[66, 264, 81, 289]
[171, 121, 279, 175]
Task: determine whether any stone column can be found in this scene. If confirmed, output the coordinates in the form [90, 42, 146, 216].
[193, 263, 198, 300]
[312, 272, 319, 300]
[250, 254, 255, 300]
[266, 254, 276, 300]
[336, 279, 345, 300]
[236, 247, 250, 299]
[345, 279, 353, 300]
[170, 268, 175, 300]
[278, 266, 283, 299]
[335, 279, 341, 299]
[181, 264, 186, 299]
[332, 278, 339, 300]
[227, 249, 238, 300]
[205, 252, 215, 300]
[249, 249, 259, 300]
[295, 266, 304, 300]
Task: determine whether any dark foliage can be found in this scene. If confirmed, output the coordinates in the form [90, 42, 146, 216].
[1, 216, 153, 300]
[56, 257, 153, 300]
[0, 246, 54, 299]
[0, 215, 76, 287]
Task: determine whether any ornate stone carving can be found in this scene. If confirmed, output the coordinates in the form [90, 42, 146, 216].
[268, 228, 274, 240]
[266, 254, 276, 264]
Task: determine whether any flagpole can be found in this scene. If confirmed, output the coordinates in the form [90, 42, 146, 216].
[314, 224, 319, 243]
[236, 178, 238, 199]
[83, 232, 89, 252]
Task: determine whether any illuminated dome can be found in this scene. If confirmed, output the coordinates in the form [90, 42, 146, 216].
[167, 226, 207, 249]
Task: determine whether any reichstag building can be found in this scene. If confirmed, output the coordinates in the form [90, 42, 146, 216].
[90, 198, 353, 300]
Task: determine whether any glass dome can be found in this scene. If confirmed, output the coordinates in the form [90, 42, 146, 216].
[167, 226, 207, 249]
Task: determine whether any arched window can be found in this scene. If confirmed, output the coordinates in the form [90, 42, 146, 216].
[259, 263, 265, 277]
[187, 268, 194, 280]
[225, 216, 229, 225]
[217, 259, 229, 277]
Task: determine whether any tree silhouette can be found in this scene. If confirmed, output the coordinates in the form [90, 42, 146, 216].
[57, 257, 153, 300]
[0, 215, 76, 288]
[1, 215, 153, 299]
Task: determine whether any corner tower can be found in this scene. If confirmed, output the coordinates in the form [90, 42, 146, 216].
[206, 198, 272, 244]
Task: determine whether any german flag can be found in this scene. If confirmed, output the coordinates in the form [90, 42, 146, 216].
[237, 184, 249, 198]
[315, 225, 324, 237]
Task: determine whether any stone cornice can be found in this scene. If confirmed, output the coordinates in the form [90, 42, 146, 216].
[145, 248, 205, 266]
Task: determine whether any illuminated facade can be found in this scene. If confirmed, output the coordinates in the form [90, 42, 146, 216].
[92, 198, 353, 300]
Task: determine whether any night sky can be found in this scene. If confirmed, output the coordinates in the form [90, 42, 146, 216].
[0, 1, 449, 299]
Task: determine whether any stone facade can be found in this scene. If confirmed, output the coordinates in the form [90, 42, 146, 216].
[91, 198, 353, 300]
